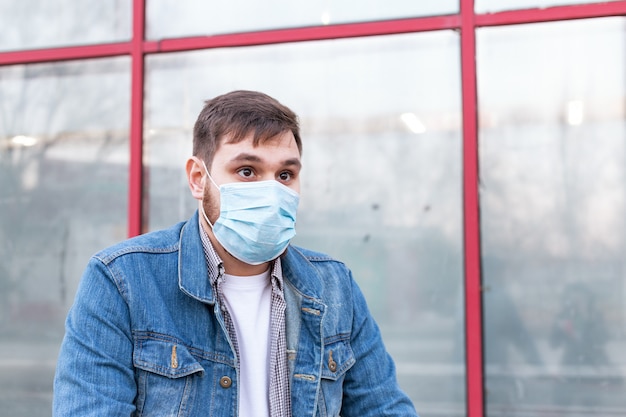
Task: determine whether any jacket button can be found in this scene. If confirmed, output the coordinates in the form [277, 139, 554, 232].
[328, 350, 337, 372]
[219, 376, 232, 388]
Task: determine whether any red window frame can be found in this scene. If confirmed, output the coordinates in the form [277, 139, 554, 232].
[1, 1, 625, 415]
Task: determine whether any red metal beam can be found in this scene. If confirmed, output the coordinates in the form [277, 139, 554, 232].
[2, 3, 625, 67]
[0, 43, 130, 66]
[128, 0, 145, 237]
[144, 15, 461, 53]
[460, 1, 485, 417]
[476, 1, 626, 26]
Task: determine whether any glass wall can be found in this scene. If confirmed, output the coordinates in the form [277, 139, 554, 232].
[0, 58, 131, 416]
[144, 31, 465, 415]
[146, 0, 458, 40]
[477, 17, 626, 416]
[0, 0, 131, 52]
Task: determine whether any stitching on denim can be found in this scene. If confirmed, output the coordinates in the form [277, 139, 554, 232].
[95, 244, 180, 265]
[323, 332, 350, 345]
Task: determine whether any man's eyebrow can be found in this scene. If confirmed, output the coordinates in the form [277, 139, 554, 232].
[229, 153, 301, 169]
[230, 153, 262, 163]
[283, 158, 302, 169]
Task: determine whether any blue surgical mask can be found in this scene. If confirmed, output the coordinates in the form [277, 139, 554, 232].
[200, 161, 299, 265]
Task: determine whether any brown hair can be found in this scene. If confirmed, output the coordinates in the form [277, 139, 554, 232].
[193, 90, 302, 168]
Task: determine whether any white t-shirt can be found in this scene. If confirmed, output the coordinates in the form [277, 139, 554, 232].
[221, 270, 272, 417]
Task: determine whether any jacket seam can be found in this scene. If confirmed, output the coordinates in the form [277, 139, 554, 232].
[95, 244, 180, 265]
[323, 332, 351, 345]
[92, 256, 131, 306]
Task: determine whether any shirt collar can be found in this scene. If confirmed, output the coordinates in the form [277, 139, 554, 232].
[198, 220, 223, 286]
[197, 220, 284, 293]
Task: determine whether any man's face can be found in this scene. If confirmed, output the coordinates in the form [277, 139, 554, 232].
[202, 130, 302, 224]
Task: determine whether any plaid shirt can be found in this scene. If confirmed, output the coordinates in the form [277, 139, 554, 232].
[199, 223, 291, 417]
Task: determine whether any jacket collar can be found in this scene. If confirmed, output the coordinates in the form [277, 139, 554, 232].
[178, 211, 217, 304]
[281, 245, 325, 302]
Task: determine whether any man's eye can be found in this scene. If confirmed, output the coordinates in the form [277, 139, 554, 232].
[238, 168, 254, 178]
[278, 171, 292, 181]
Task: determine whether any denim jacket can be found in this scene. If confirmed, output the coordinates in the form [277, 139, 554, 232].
[53, 212, 417, 416]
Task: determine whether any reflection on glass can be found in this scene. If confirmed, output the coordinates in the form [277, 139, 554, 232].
[145, 32, 464, 415]
[0, 0, 131, 52]
[0, 58, 130, 416]
[478, 18, 626, 415]
[146, 0, 458, 40]
[476, 0, 622, 13]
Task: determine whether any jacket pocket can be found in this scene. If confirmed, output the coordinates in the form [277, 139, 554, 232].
[134, 334, 205, 378]
[133, 333, 205, 416]
[321, 338, 355, 380]
[319, 338, 355, 416]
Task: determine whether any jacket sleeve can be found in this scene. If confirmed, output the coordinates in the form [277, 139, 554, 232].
[53, 257, 137, 416]
[341, 272, 419, 416]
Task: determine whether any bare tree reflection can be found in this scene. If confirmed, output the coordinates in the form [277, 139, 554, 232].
[550, 282, 621, 408]
[484, 286, 543, 411]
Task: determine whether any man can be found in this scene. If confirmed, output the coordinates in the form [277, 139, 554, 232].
[53, 90, 418, 416]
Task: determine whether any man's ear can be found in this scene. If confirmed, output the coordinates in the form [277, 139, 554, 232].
[186, 157, 205, 201]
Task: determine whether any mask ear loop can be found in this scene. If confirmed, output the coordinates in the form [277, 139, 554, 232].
[201, 160, 220, 190]
[200, 159, 220, 229]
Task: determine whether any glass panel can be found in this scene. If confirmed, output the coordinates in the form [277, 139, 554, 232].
[146, 0, 458, 40]
[478, 18, 626, 416]
[0, 0, 131, 52]
[145, 32, 464, 415]
[476, 0, 622, 13]
[0, 57, 130, 416]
